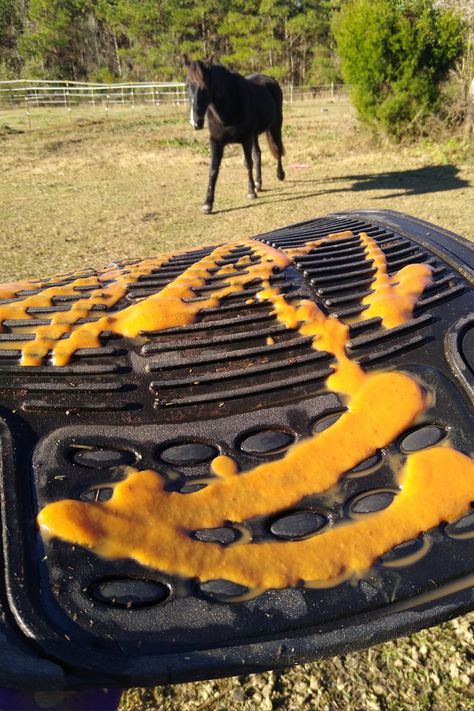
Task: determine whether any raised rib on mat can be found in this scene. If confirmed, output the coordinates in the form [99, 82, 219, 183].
[146, 336, 314, 370]
[141, 312, 275, 336]
[141, 325, 291, 354]
[151, 351, 332, 389]
[156, 367, 332, 407]
[347, 314, 433, 350]
[357, 334, 428, 365]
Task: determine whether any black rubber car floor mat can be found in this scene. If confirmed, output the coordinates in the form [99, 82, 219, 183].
[0, 209, 472, 689]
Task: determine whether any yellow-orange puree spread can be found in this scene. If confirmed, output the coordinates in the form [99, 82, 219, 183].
[2, 231, 471, 591]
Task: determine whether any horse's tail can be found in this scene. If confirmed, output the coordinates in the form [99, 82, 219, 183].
[265, 81, 285, 158]
[266, 129, 285, 159]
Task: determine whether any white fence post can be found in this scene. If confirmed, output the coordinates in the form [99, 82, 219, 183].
[25, 95, 31, 130]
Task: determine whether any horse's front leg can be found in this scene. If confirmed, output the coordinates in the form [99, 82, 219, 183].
[253, 137, 262, 192]
[203, 138, 223, 214]
[242, 138, 257, 200]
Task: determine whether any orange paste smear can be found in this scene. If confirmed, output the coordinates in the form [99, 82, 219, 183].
[0, 257, 176, 365]
[38, 449, 474, 589]
[27, 232, 474, 590]
[0, 240, 289, 366]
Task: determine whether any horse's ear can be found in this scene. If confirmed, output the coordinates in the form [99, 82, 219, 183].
[182, 54, 191, 68]
[203, 54, 215, 68]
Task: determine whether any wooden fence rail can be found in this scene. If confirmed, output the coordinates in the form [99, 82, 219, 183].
[0, 79, 346, 111]
[0, 80, 188, 109]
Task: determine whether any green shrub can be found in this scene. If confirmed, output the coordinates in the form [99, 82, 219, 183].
[332, 0, 467, 139]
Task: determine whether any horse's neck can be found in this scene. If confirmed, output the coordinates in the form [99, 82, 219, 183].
[209, 68, 243, 126]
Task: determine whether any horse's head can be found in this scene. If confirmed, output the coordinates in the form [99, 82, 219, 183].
[185, 59, 213, 130]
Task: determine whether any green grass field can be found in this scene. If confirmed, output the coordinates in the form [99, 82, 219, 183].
[0, 99, 473, 710]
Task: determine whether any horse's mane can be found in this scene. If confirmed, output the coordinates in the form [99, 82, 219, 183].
[188, 61, 207, 88]
[188, 60, 237, 90]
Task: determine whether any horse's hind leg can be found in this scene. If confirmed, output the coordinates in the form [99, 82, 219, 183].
[276, 153, 285, 182]
[253, 137, 262, 192]
[242, 138, 257, 200]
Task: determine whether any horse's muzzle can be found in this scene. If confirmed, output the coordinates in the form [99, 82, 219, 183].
[189, 119, 204, 130]
[189, 109, 204, 130]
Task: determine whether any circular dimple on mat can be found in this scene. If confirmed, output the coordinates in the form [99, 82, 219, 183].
[380, 536, 425, 564]
[80, 486, 113, 502]
[349, 452, 383, 474]
[159, 442, 218, 466]
[348, 490, 396, 516]
[194, 527, 240, 544]
[239, 428, 295, 456]
[198, 579, 248, 600]
[461, 325, 474, 374]
[270, 510, 328, 540]
[71, 447, 135, 469]
[444, 507, 474, 539]
[399, 425, 446, 453]
[179, 482, 208, 494]
[91, 577, 170, 608]
[311, 410, 346, 433]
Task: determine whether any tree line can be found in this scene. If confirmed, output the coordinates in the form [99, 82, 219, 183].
[0, 0, 342, 85]
[0, 0, 471, 140]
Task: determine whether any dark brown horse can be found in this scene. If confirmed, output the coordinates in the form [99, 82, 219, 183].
[186, 59, 285, 213]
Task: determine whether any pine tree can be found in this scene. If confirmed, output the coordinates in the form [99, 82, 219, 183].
[20, 0, 101, 79]
[0, 0, 26, 77]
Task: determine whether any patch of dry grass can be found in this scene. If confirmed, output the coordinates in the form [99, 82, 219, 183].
[0, 98, 472, 284]
[1, 98, 473, 710]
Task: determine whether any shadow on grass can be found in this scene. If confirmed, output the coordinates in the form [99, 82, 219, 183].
[212, 190, 328, 214]
[212, 164, 470, 214]
[329, 164, 470, 199]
